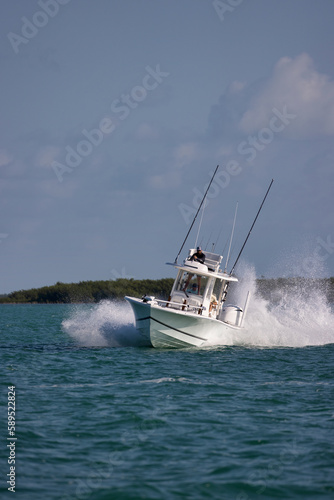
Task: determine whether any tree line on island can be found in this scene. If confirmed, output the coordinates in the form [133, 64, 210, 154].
[0, 279, 174, 304]
[0, 277, 333, 304]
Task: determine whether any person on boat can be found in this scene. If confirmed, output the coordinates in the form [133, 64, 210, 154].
[190, 247, 205, 264]
[209, 294, 218, 315]
[183, 274, 202, 295]
[182, 247, 206, 294]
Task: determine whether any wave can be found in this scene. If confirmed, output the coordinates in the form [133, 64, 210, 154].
[224, 262, 334, 348]
[62, 265, 334, 349]
[62, 300, 147, 347]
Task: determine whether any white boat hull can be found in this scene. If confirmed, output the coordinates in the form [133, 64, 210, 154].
[125, 296, 242, 348]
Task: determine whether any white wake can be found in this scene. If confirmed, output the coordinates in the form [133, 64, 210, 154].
[62, 300, 146, 347]
[62, 266, 334, 348]
[219, 262, 334, 347]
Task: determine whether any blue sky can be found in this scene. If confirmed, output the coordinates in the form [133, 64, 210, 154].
[1, 0, 334, 294]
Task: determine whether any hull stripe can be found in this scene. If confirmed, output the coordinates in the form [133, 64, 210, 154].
[137, 315, 207, 341]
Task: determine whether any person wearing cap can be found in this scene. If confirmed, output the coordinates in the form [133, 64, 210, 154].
[190, 247, 206, 264]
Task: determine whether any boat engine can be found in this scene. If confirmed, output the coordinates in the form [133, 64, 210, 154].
[220, 304, 243, 327]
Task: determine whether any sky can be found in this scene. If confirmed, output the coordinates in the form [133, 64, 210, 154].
[1, 0, 334, 294]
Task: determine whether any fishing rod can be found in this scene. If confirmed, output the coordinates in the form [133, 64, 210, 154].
[229, 179, 274, 275]
[224, 201, 238, 273]
[174, 165, 219, 264]
[213, 216, 230, 252]
[212, 227, 222, 252]
[194, 198, 207, 249]
[204, 231, 213, 251]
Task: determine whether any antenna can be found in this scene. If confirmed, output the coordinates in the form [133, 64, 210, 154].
[174, 165, 219, 263]
[219, 238, 229, 258]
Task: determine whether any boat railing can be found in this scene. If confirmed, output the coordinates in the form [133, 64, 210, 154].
[156, 298, 206, 313]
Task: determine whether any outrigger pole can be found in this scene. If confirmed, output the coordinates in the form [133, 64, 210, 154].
[224, 201, 238, 273]
[174, 165, 219, 264]
[229, 179, 274, 276]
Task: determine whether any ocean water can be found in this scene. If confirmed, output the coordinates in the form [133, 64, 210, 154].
[1, 275, 334, 499]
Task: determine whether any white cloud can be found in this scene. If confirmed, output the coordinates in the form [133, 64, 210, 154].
[173, 142, 199, 168]
[149, 171, 182, 190]
[35, 146, 61, 168]
[0, 149, 12, 167]
[134, 122, 159, 141]
[239, 53, 334, 137]
[229, 80, 246, 94]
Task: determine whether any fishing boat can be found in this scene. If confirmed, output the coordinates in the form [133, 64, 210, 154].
[125, 170, 273, 348]
[125, 249, 249, 348]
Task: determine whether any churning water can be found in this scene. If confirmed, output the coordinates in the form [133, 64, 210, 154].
[62, 263, 334, 349]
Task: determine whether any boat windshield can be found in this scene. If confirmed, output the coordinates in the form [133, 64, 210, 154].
[175, 271, 208, 297]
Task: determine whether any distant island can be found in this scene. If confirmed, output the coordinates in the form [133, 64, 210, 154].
[0, 277, 333, 304]
[0, 278, 174, 304]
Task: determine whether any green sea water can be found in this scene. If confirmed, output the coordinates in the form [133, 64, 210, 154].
[1, 283, 334, 499]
